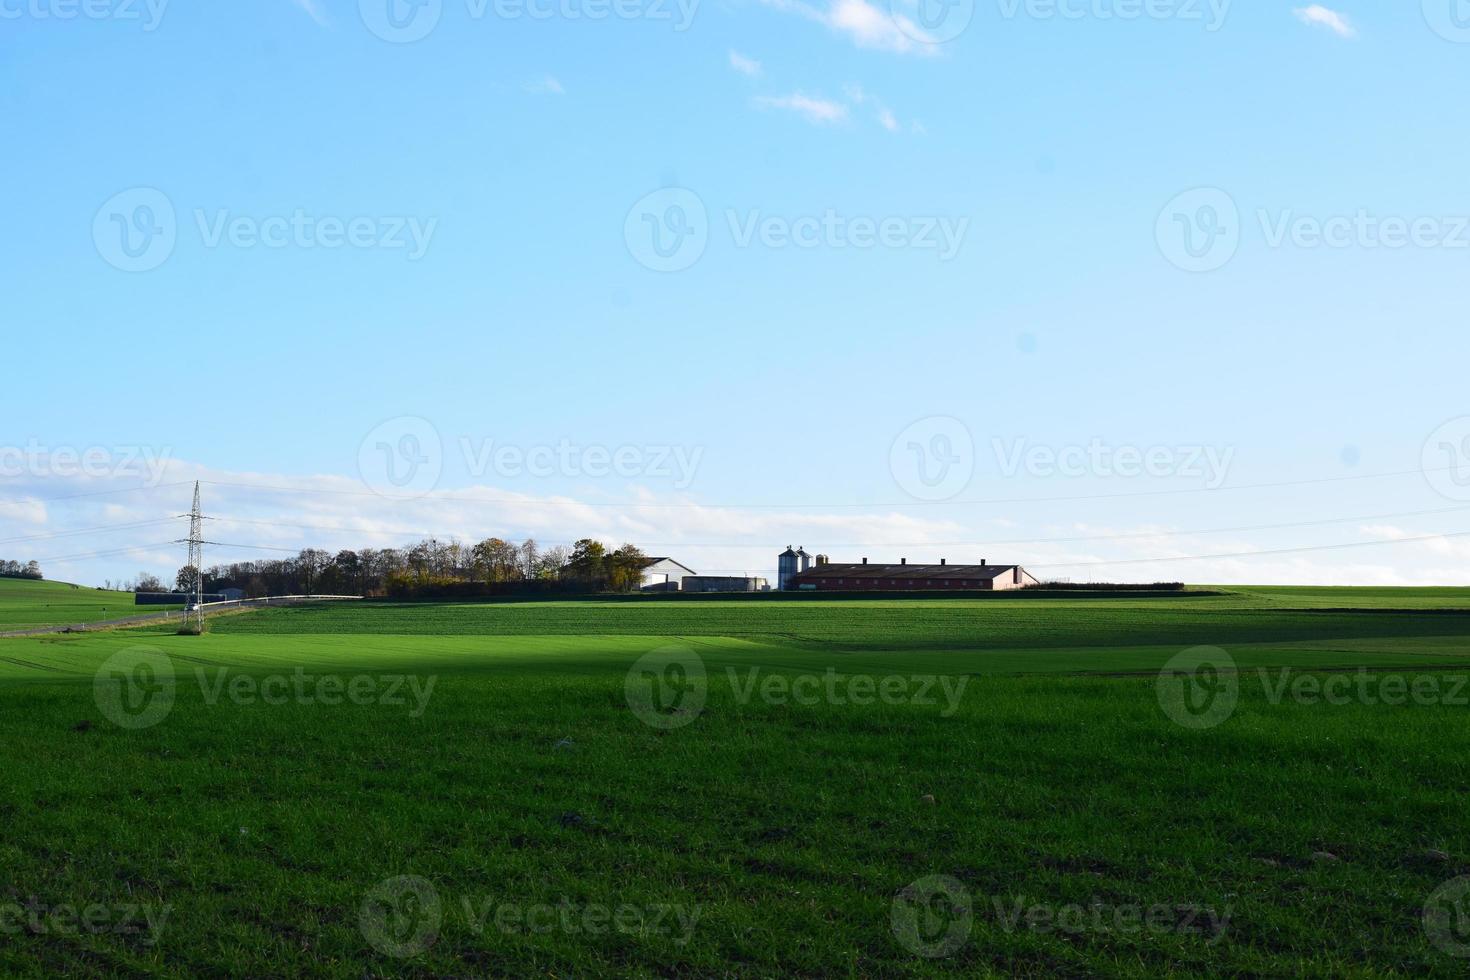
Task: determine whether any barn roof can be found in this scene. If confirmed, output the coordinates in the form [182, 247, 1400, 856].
[641, 557, 698, 575]
[791, 564, 1020, 582]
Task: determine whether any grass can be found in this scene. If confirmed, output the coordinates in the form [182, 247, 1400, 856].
[0, 577, 172, 632]
[1, 587, 1469, 975]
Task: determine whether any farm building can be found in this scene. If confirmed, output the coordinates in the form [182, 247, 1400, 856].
[640, 557, 697, 592]
[785, 557, 1040, 592]
[682, 575, 770, 593]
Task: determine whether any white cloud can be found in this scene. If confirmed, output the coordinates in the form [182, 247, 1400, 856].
[524, 75, 565, 95]
[290, 0, 330, 27]
[829, 0, 936, 53]
[20, 460, 1470, 589]
[753, 93, 850, 125]
[1294, 5, 1356, 38]
[0, 457, 975, 586]
[729, 50, 763, 77]
[760, 0, 938, 56]
[876, 107, 899, 132]
[0, 499, 47, 525]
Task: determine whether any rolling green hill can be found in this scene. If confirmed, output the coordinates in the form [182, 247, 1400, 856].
[2, 586, 1469, 974]
[0, 576, 172, 631]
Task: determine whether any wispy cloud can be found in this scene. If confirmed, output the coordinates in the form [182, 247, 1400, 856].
[524, 75, 566, 95]
[1294, 5, 1356, 38]
[754, 93, 850, 125]
[752, 82, 914, 133]
[729, 50, 763, 77]
[761, 0, 938, 56]
[290, 0, 330, 27]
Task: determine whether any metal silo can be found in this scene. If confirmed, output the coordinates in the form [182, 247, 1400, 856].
[778, 546, 799, 591]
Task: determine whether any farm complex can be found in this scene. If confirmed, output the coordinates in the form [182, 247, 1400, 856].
[776, 546, 1039, 593]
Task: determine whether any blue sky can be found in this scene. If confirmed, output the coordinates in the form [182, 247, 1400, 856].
[5, 0, 1470, 586]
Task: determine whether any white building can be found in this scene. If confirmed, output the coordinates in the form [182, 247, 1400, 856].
[640, 557, 697, 591]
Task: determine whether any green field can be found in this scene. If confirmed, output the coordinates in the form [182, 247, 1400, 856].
[0, 577, 169, 632]
[2, 587, 1469, 975]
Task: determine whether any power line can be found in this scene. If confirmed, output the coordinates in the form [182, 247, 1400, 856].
[0, 481, 193, 503]
[0, 518, 177, 547]
[33, 542, 182, 564]
[198, 464, 1457, 510]
[33, 541, 299, 566]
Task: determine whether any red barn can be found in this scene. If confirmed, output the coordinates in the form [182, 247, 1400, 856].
[786, 559, 1039, 592]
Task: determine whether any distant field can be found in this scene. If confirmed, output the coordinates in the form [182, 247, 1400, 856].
[3, 587, 1470, 974]
[209, 589, 1470, 669]
[0, 577, 171, 631]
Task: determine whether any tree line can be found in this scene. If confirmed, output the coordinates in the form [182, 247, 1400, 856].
[190, 537, 652, 599]
[0, 560, 42, 581]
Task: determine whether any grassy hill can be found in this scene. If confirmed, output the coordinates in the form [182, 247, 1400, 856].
[1, 587, 1468, 974]
[0, 576, 172, 631]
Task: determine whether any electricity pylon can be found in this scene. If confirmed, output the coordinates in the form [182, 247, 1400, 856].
[175, 482, 214, 633]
